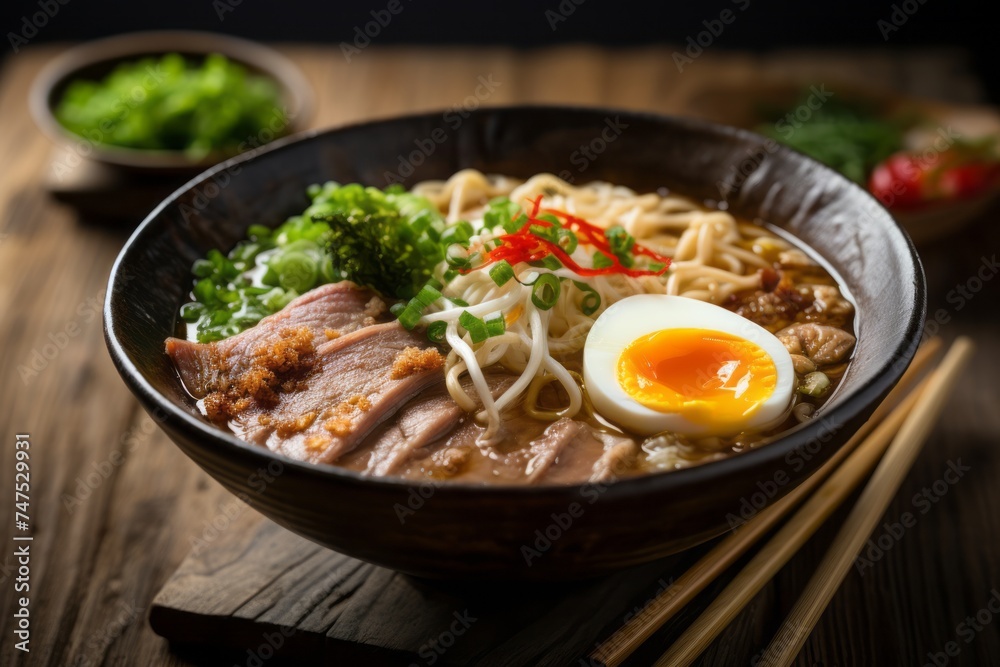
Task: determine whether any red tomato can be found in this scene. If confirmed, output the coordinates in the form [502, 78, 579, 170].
[869, 154, 925, 209]
[869, 150, 1000, 211]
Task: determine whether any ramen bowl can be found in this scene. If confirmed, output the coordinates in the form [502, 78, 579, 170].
[104, 106, 925, 580]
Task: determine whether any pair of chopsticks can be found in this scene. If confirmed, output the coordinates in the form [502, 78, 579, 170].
[590, 336, 973, 667]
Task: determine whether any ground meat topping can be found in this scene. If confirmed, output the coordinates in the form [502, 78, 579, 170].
[390, 347, 445, 380]
[202, 327, 316, 422]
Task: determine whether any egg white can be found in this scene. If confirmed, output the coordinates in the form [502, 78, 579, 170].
[583, 294, 795, 437]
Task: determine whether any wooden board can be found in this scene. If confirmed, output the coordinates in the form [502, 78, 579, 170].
[149, 513, 720, 666]
[1, 44, 999, 667]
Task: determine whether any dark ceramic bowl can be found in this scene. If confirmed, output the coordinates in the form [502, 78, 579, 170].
[30, 31, 313, 172]
[105, 106, 925, 580]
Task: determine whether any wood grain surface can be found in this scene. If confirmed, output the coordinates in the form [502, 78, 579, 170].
[0, 44, 997, 666]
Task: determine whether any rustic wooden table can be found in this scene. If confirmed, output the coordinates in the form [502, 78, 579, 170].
[0, 44, 998, 666]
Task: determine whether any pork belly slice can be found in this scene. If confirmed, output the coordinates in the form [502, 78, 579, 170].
[363, 375, 516, 477]
[225, 322, 445, 465]
[165, 281, 390, 398]
[525, 418, 637, 484]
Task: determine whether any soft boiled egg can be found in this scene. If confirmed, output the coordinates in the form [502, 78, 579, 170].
[583, 295, 795, 437]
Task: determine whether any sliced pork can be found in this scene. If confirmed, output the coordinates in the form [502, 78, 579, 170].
[165, 281, 391, 398]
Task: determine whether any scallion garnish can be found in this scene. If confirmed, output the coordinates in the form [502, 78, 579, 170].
[458, 310, 489, 343]
[489, 260, 515, 287]
[426, 320, 448, 343]
[531, 274, 561, 310]
[573, 281, 601, 316]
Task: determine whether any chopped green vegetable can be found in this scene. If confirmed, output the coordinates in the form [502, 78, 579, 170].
[757, 94, 905, 184]
[531, 274, 561, 310]
[489, 260, 515, 287]
[305, 182, 446, 299]
[592, 251, 614, 270]
[573, 280, 601, 316]
[798, 371, 831, 397]
[484, 311, 506, 337]
[458, 310, 489, 344]
[426, 320, 448, 343]
[179, 181, 450, 342]
[606, 226, 636, 268]
[55, 53, 286, 157]
[483, 197, 527, 234]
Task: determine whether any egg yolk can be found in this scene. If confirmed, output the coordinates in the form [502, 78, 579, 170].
[617, 328, 778, 434]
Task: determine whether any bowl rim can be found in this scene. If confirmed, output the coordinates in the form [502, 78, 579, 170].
[104, 104, 927, 499]
[29, 30, 314, 170]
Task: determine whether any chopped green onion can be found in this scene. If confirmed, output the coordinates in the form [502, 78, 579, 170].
[440, 220, 475, 246]
[556, 228, 578, 254]
[538, 256, 562, 271]
[415, 283, 442, 307]
[484, 197, 527, 234]
[426, 320, 448, 343]
[448, 297, 470, 307]
[458, 310, 489, 343]
[272, 251, 319, 292]
[484, 311, 506, 337]
[531, 274, 561, 310]
[192, 259, 215, 278]
[606, 226, 635, 268]
[445, 245, 472, 270]
[179, 302, 205, 322]
[592, 251, 614, 269]
[193, 278, 217, 303]
[389, 302, 406, 317]
[397, 301, 424, 330]
[247, 224, 272, 240]
[489, 260, 515, 287]
[573, 281, 601, 316]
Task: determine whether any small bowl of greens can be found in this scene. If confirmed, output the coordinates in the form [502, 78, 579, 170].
[31, 31, 313, 171]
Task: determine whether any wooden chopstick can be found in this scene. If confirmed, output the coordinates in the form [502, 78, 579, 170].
[653, 337, 972, 667]
[589, 338, 942, 667]
[757, 336, 974, 666]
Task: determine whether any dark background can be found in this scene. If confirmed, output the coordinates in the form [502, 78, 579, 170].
[2, 0, 997, 102]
